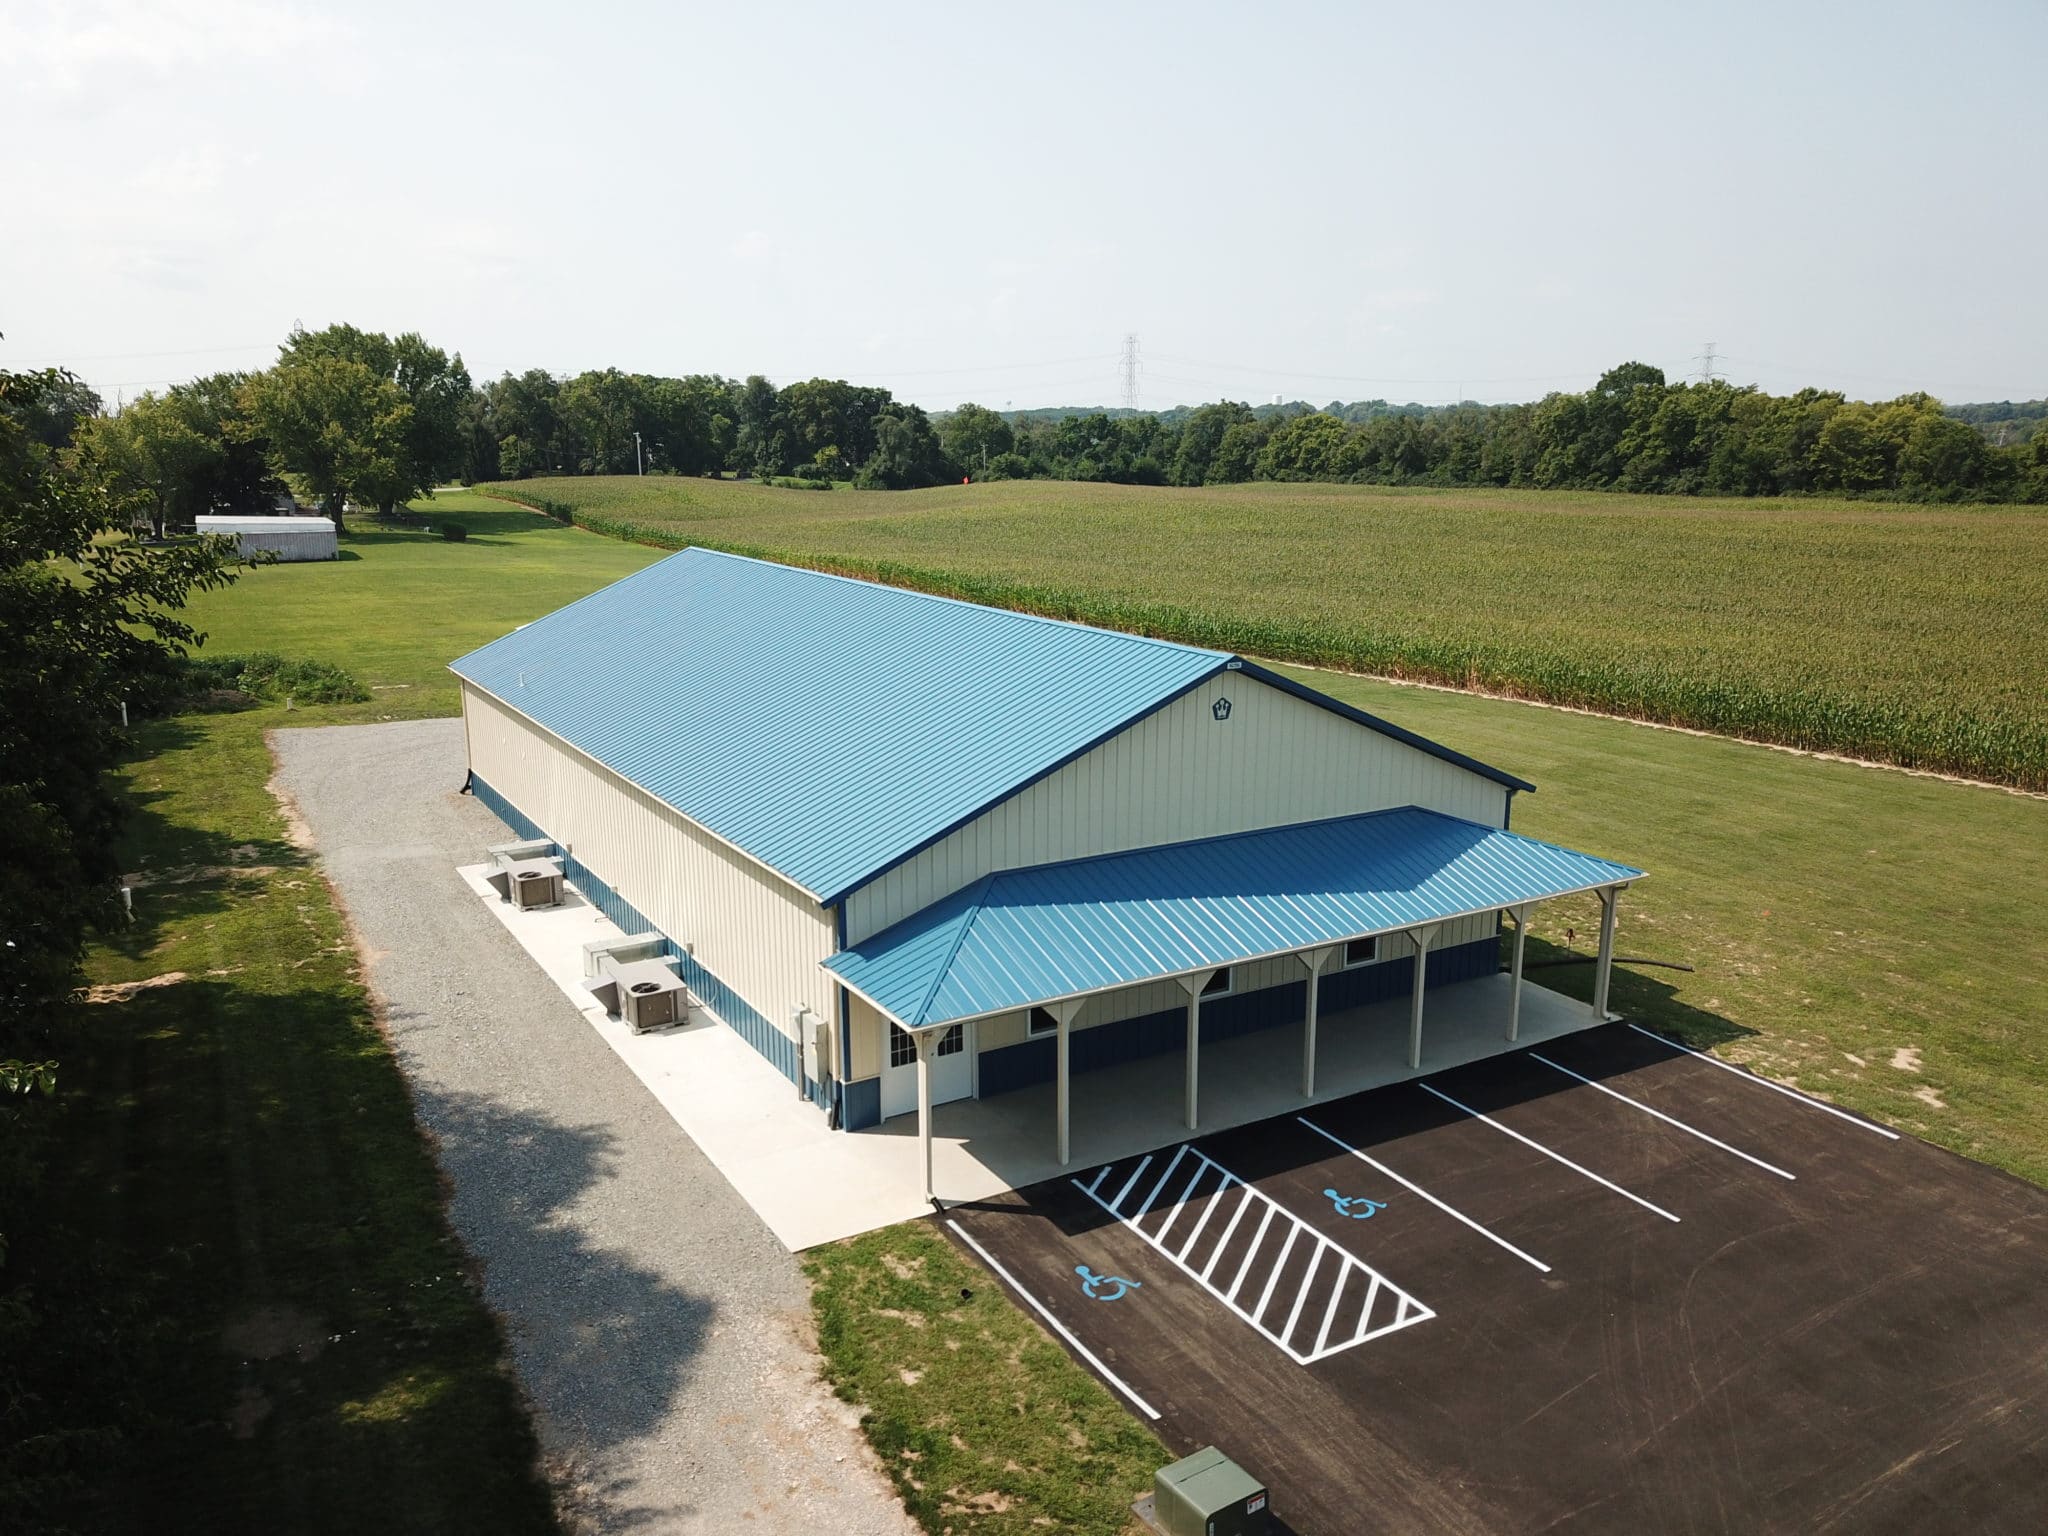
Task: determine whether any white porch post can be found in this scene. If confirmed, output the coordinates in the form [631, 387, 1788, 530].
[1050, 997, 1085, 1166]
[916, 1029, 936, 1204]
[1408, 924, 1438, 1071]
[1507, 904, 1530, 1042]
[1173, 971, 1210, 1130]
[1299, 946, 1340, 1098]
[1592, 885, 1621, 1022]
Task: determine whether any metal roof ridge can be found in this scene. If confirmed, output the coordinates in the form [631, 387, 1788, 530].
[906, 871, 999, 1027]
[815, 658, 1231, 906]
[690, 547, 1229, 661]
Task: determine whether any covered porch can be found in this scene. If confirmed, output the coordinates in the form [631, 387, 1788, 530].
[897, 968, 1604, 1195]
[826, 805, 1646, 1202]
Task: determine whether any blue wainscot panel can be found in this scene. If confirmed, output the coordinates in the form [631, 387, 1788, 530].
[842, 1075, 883, 1131]
[978, 935, 1500, 1099]
[470, 774, 800, 1086]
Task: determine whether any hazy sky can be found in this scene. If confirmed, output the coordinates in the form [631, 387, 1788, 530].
[5, 0, 2043, 412]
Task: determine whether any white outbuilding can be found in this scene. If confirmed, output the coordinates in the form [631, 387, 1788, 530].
[196, 514, 338, 562]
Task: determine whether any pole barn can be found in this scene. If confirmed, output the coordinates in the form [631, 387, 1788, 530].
[451, 550, 1641, 1199]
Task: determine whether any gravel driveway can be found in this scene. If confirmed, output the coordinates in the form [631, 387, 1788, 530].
[269, 717, 915, 1536]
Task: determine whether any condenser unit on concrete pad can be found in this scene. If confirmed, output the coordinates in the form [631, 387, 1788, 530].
[583, 950, 689, 1034]
[506, 858, 566, 910]
[1133, 1447, 1270, 1536]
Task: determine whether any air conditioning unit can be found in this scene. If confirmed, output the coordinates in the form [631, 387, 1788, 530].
[602, 956, 689, 1034]
[1136, 1447, 1270, 1536]
[621, 976, 682, 1032]
[507, 859, 565, 910]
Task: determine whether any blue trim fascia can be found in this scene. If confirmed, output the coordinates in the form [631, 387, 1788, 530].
[976, 935, 1500, 1098]
[833, 905, 852, 1124]
[469, 772, 801, 1087]
[1231, 660, 1536, 794]
[818, 660, 1232, 908]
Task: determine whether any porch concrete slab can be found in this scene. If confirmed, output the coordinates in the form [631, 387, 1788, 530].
[464, 862, 1604, 1250]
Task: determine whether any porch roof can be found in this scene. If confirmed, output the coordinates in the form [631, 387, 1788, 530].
[822, 807, 1644, 1030]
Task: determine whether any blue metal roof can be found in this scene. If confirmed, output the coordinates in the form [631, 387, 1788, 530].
[450, 549, 1226, 899]
[451, 548, 1534, 903]
[823, 807, 1644, 1028]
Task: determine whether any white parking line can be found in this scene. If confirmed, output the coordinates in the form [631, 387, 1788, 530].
[944, 1219, 1162, 1421]
[1297, 1116, 1553, 1273]
[1530, 1052, 1797, 1181]
[1628, 1024, 1902, 1140]
[1077, 1143, 1433, 1365]
[1419, 1082, 1682, 1224]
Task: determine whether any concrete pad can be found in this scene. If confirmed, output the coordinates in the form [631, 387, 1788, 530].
[463, 860, 1603, 1250]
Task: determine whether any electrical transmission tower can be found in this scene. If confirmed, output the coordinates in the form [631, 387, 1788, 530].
[1120, 334, 1140, 410]
[1695, 341, 1723, 383]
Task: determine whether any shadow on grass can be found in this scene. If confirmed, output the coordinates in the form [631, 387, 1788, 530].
[345, 507, 555, 543]
[22, 967, 715, 1534]
[1522, 932, 1750, 1051]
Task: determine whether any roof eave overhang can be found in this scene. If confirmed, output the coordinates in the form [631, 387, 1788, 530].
[824, 869, 1642, 1034]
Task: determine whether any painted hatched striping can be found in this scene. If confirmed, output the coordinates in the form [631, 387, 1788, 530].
[1076, 1143, 1434, 1365]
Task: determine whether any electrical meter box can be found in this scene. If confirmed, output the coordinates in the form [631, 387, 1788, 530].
[1144, 1446, 1271, 1536]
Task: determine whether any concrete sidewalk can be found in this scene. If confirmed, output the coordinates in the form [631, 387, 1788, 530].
[269, 717, 913, 1536]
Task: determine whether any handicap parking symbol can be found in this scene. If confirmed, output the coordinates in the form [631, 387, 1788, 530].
[1075, 1264, 1142, 1301]
[1324, 1188, 1388, 1220]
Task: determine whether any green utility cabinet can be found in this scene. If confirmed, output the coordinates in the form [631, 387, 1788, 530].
[1144, 1446, 1271, 1536]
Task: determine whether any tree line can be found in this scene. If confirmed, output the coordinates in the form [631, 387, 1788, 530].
[58, 329, 2048, 520]
[957, 366, 2048, 501]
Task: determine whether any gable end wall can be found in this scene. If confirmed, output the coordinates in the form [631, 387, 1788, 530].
[844, 672, 1511, 943]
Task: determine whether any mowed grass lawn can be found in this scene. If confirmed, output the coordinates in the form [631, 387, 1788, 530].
[483, 475, 2048, 789]
[29, 497, 655, 1532]
[178, 493, 663, 714]
[71, 491, 2048, 1534]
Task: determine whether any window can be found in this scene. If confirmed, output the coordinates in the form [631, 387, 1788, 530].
[1343, 936, 1379, 969]
[1201, 966, 1233, 998]
[1028, 1006, 1059, 1036]
[893, 1022, 964, 1064]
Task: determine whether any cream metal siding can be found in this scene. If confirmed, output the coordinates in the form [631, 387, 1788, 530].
[847, 673, 1513, 942]
[848, 994, 886, 1081]
[462, 684, 836, 1059]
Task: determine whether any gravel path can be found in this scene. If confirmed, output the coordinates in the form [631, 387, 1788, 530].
[269, 718, 915, 1536]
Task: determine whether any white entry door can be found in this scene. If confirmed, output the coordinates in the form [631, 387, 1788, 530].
[880, 1022, 972, 1121]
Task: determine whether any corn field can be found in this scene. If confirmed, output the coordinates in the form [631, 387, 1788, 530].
[481, 477, 2048, 792]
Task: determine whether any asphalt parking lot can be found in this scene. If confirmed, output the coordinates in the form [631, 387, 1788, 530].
[944, 1022, 2048, 1535]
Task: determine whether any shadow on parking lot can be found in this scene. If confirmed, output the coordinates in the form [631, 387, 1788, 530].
[409, 1081, 717, 1531]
